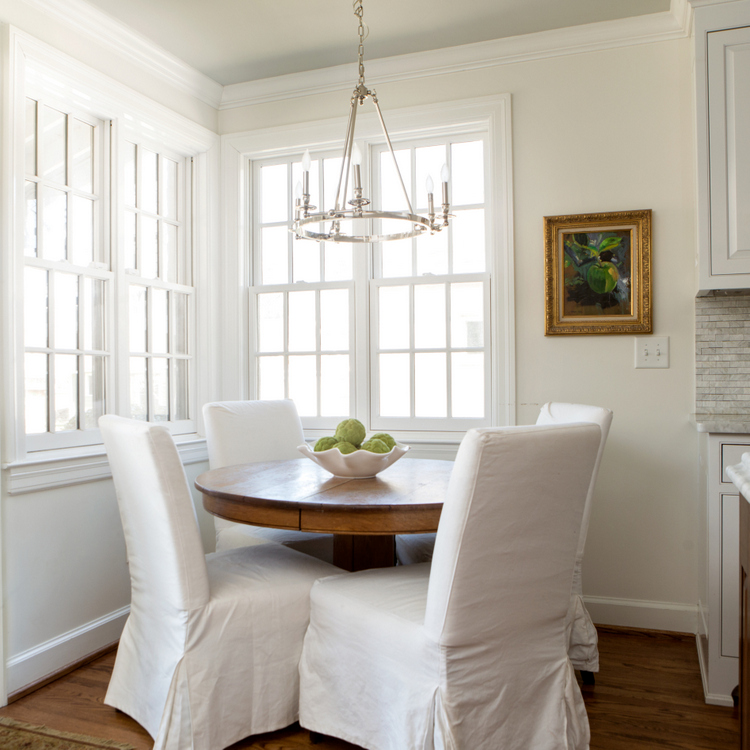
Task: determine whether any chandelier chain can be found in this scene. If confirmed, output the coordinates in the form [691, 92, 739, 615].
[354, 0, 367, 88]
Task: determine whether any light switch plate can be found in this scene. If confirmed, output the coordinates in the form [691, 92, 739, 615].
[635, 336, 669, 369]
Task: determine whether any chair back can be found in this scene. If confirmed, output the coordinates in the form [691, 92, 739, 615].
[203, 400, 305, 470]
[100, 415, 210, 612]
[536, 402, 612, 561]
[424, 423, 600, 649]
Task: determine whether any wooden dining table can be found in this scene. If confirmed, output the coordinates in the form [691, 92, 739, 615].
[195, 457, 453, 571]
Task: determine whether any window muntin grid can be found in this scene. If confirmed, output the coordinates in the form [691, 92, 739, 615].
[23, 98, 109, 447]
[124, 143, 192, 425]
[251, 132, 490, 434]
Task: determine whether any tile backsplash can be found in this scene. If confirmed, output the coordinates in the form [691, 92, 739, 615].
[696, 292, 750, 414]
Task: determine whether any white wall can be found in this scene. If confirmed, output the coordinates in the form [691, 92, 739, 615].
[221, 37, 700, 630]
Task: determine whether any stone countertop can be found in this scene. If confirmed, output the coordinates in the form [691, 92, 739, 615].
[693, 413, 750, 434]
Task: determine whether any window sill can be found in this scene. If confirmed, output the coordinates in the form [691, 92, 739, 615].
[3, 437, 208, 495]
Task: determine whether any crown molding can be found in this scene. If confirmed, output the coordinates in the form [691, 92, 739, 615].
[221, 0, 693, 110]
[20, 0, 223, 109]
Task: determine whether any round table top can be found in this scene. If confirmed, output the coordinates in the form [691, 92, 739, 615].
[195, 456, 452, 535]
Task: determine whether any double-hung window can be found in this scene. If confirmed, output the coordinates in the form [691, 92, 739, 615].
[248, 98, 512, 442]
[12, 36, 215, 464]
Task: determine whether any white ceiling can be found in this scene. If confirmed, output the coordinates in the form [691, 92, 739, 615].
[82, 0, 671, 86]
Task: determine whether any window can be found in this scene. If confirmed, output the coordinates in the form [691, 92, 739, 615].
[12, 41, 214, 461]
[250, 120, 499, 437]
[23, 97, 110, 450]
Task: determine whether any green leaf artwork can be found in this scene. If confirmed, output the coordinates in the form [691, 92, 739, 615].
[562, 230, 631, 316]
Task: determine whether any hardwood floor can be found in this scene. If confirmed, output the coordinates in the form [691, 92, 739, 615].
[0, 626, 738, 750]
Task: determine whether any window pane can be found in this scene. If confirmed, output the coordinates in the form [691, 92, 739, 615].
[415, 145, 446, 212]
[24, 181, 37, 257]
[414, 284, 445, 349]
[124, 210, 136, 270]
[416, 229, 448, 276]
[321, 355, 349, 417]
[320, 289, 348, 351]
[380, 149, 410, 212]
[174, 358, 189, 420]
[451, 141, 484, 206]
[83, 354, 105, 429]
[25, 267, 48, 348]
[324, 242, 352, 281]
[258, 292, 284, 352]
[129, 356, 148, 420]
[451, 282, 484, 347]
[322, 156, 343, 211]
[288, 355, 317, 417]
[54, 272, 79, 350]
[172, 293, 189, 355]
[152, 288, 168, 354]
[381, 236, 412, 278]
[70, 118, 93, 193]
[162, 157, 178, 220]
[54, 353, 78, 431]
[415, 352, 446, 417]
[163, 222, 178, 283]
[25, 353, 48, 433]
[84, 277, 105, 351]
[42, 106, 66, 185]
[293, 236, 320, 283]
[288, 290, 316, 351]
[43, 187, 67, 261]
[141, 215, 158, 279]
[152, 357, 169, 422]
[261, 226, 288, 285]
[379, 286, 409, 349]
[452, 209, 485, 273]
[452, 352, 484, 418]
[124, 142, 136, 207]
[129, 285, 147, 352]
[261, 163, 288, 223]
[141, 148, 158, 213]
[25, 99, 37, 177]
[70, 195, 94, 266]
[258, 356, 285, 400]
[379, 353, 409, 417]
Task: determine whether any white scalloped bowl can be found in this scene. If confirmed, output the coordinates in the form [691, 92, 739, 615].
[298, 442, 410, 478]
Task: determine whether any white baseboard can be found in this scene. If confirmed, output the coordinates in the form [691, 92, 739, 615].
[584, 594, 698, 633]
[6, 606, 129, 695]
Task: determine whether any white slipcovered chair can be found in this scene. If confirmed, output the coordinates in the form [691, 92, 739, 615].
[100, 415, 341, 750]
[300, 423, 601, 750]
[535, 402, 613, 676]
[395, 401, 612, 677]
[203, 399, 333, 562]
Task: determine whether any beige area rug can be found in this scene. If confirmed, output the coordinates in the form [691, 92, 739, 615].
[0, 717, 135, 750]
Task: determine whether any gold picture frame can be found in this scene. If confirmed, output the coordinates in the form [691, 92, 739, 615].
[544, 209, 652, 335]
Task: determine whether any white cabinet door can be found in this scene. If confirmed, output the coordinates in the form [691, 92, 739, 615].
[708, 27, 750, 278]
[721, 493, 740, 658]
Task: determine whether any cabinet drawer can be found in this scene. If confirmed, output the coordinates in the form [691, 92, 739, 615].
[722, 443, 750, 483]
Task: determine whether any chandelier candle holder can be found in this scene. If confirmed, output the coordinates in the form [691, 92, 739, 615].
[292, 0, 451, 244]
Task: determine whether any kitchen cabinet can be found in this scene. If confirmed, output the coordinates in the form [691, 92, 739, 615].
[696, 2, 750, 292]
[697, 425, 750, 705]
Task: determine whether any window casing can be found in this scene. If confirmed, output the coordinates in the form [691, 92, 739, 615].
[10, 37, 215, 462]
[250, 124, 496, 437]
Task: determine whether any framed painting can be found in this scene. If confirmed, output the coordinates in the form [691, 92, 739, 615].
[544, 209, 652, 335]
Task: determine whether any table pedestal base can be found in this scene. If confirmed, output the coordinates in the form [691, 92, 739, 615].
[333, 534, 396, 572]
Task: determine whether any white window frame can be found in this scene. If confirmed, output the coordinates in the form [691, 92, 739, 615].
[1, 27, 218, 488]
[223, 95, 515, 451]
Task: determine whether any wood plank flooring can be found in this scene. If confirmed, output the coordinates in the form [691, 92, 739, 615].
[0, 626, 738, 749]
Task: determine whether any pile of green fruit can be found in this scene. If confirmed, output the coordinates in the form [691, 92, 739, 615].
[314, 418, 396, 455]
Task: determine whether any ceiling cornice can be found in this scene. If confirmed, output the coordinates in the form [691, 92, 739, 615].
[220, 0, 692, 110]
[20, 0, 224, 109]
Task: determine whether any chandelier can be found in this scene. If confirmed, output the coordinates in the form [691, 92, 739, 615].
[292, 0, 451, 244]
